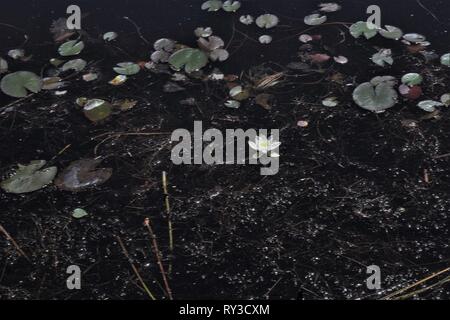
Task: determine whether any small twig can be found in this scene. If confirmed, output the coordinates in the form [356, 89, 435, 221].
[0, 223, 30, 261]
[162, 171, 174, 275]
[92, 132, 170, 155]
[123, 16, 150, 45]
[144, 218, 173, 300]
[115, 235, 156, 300]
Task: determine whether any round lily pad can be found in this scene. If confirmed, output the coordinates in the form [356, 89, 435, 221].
[349, 21, 378, 39]
[1, 71, 42, 98]
[58, 40, 85, 56]
[201, 0, 223, 11]
[353, 79, 398, 112]
[168, 48, 209, 73]
[379, 25, 403, 40]
[83, 99, 113, 122]
[401, 73, 423, 86]
[222, 1, 241, 12]
[304, 14, 327, 26]
[255, 14, 279, 29]
[441, 53, 450, 66]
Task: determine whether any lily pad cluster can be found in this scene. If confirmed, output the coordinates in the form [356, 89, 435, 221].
[201, 1, 241, 12]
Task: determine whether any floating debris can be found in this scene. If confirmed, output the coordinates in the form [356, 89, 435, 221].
[255, 93, 274, 110]
[333, 55, 348, 64]
[297, 120, 309, 127]
[109, 74, 127, 85]
[299, 34, 313, 43]
[225, 100, 240, 108]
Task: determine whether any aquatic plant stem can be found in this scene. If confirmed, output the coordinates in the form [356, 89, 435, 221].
[144, 218, 173, 300]
[162, 171, 174, 275]
[123, 16, 150, 45]
[116, 235, 156, 300]
[382, 267, 450, 300]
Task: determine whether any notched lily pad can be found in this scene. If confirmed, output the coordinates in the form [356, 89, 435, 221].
[353, 77, 398, 112]
[55, 159, 112, 192]
[58, 40, 85, 56]
[1, 160, 57, 194]
[61, 59, 87, 72]
[222, 1, 241, 12]
[371, 49, 393, 67]
[379, 25, 403, 40]
[401, 73, 423, 86]
[256, 14, 279, 29]
[417, 100, 443, 112]
[1, 71, 42, 98]
[113, 62, 140, 75]
[201, 0, 223, 11]
[304, 13, 327, 26]
[350, 21, 378, 39]
[83, 99, 113, 122]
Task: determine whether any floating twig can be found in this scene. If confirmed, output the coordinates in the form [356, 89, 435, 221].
[123, 16, 150, 45]
[0, 223, 30, 261]
[144, 218, 173, 300]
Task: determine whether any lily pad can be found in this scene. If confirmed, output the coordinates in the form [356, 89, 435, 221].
[0, 58, 8, 74]
[55, 159, 112, 192]
[353, 78, 398, 112]
[304, 13, 327, 26]
[168, 48, 209, 73]
[103, 31, 118, 41]
[403, 33, 426, 43]
[58, 40, 85, 56]
[258, 35, 272, 44]
[319, 3, 341, 12]
[151, 50, 170, 63]
[198, 36, 225, 51]
[417, 100, 443, 112]
[441, 53, 450, 66]
[83, 99, 113, 122]
[440, 93, 450, 106]
[222, 1, 241, 12]
[256, 14, 279, 29]
[239, 15, 254, 25]
[401, 73, 423, 86]
[113, 62, 140, 75]
[379, 25, 403, 40]
[349, 21, 378, 39]
[225, 100, 240, 108]
[201, 0, 223, 11]
[1, 71, 42, 98]
[194, 27, 213, 38]
[61, 59, 87, 72]
[154, 38, 175, 52]
[322, 96, 339, 107]
[209, 49, 229, 62]
[1, 160, 57, 194]
[72, 208, 88, 219]
[371, 49, 394, 67]
[8, 49, 25, 60]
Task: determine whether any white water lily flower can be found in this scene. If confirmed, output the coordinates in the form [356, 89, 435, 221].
[248, 135, 281, 158]
[239, 15, 254, 25]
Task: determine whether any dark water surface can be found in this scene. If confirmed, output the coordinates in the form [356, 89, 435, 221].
[0, 0, 449, 300]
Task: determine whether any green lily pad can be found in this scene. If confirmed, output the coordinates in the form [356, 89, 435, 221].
[440, 93, 450, 106]
[379, 25, 403, 40]
[222, 1, 241, 12]
[169, 48, 209, 73]
[113, 62, 140, 75]
[1, 71, 42, 98]
[58, 40, 85, 56]
[255, 14, 279, 29]
[349, 21, 378, 39]
[401, 73, 423, 86]
[371, 49, 393, 67]
[61, 59, 87, 72]
[72, 208, 89, 219]
[441, 53, 450, 66]
[1, 160, 57, 194]
[201, 0, 223, 11]
[353, 78, 398, 112]
[304, 13, 327, 26]
[417, 100, 443, 112]
[83, 99, 112, 122]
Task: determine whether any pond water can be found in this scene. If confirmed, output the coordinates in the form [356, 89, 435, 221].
[0, 0, 449, 300]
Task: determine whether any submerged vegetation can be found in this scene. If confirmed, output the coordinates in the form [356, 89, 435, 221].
[0, 0, 449, 300]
